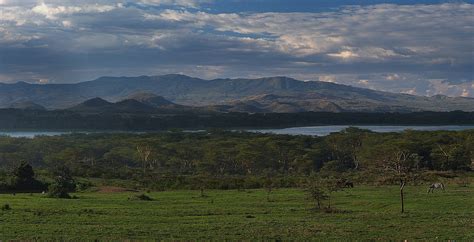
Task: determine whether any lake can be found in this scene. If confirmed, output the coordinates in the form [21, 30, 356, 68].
[1, 125, 474, 138]
[248, 125, 474, 136]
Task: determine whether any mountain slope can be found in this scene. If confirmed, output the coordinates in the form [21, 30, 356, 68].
[1, 75, 474, 112]
[6, 101, 47, 111]
[126, 92, 179, 107]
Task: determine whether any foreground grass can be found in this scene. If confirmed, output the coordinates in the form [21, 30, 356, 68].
[0, 185, 472, 240]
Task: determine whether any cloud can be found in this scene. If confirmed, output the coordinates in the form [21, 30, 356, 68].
[32, 2, 118, 20]
[427, 79, 474, 97]
[401, 88, 417, 95]
[0, 2, 472, 97]
[328, 50, 359, 59]
[386, 74, 401, 81]
[138, 0, 212, 8]
[38, 78, 50, 84]
[319, 75, 337, 83]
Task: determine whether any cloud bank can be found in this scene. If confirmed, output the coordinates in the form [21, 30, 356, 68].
[0, 1, 472, 97]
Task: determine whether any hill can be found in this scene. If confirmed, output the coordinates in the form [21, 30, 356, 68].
[1, 75, 474, 112]
[6, 101, 46, 111]
[126, 92, 178, 107]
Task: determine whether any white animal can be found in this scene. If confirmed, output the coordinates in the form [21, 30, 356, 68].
[428, 183, 445, 193]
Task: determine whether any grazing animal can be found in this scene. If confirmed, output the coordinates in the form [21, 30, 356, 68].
[344, 181, 354, 188]
[337, 179, 354, 188]
[428, 182, 445, 193]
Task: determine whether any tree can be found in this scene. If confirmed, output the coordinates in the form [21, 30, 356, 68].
[362, 141, 421, 213]
[432, 143, 470, 170]
[264, 170, 275, 202]
[10, 162, 45, 191]
[325, 128, 367, 171]
[12, 162, 34, 182]
[136, 144, 153, 175]
[306, 178, 328, 209]
[48, 165, 76, 199]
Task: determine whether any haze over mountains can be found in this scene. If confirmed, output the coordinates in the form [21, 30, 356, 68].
[1, 74, 474, 113]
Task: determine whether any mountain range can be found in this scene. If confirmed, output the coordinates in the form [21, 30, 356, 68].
[1, 74, 474, 113]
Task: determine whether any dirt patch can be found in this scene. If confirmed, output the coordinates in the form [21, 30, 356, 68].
[97, 186, 138, 193]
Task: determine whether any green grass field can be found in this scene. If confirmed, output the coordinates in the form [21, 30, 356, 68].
[0, 185, 472, 240]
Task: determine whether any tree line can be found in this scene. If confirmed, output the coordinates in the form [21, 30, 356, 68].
[1, 109, 474, 130]
[0, 128, 472, 191]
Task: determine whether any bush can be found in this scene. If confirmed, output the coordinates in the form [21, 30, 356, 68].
[1, 204, 11, 211]
[129, 194, 154, 201]
[47, 183, 72, 199]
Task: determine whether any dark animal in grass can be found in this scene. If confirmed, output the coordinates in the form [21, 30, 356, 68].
[337, 179, 354, 188]
[428, 182, 445, 193]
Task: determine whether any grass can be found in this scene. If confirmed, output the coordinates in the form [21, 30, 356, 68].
[0, 185, 472, 240]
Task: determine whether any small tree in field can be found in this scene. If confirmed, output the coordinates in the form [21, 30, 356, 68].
[307, 180, 328, 209]
[307, 176, 342, 210]
[264, 170, 275, 202]
[361, 140, 421, 213]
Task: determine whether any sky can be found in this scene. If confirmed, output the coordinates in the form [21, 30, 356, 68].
[0, 0, 473, 97]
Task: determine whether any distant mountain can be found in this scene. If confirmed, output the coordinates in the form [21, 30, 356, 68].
[69, 97, 113, 113]
[67, 95, 210, 115]
[1, 74, 474, 112]
[69, 97, 157, 113]
[6, 101, 46, 111]
[126, 92, 179, 107]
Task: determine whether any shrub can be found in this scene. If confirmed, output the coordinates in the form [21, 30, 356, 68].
[1, 204, 11, 211]
[129, 194, 154, 201]
[47, 183, 72, 199]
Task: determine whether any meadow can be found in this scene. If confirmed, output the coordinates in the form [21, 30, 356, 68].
[0, 185, 472, 240]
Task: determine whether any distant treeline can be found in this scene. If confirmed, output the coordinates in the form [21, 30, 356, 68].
[0, 129, 472, 190]
[1, 109, 474, 130]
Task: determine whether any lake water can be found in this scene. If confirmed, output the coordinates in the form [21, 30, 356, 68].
[0, 131, 73, 138]
[1, 125, 473, 138]
[248, 125, 474, 136]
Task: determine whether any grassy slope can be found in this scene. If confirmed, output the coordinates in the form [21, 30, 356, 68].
[0, 185, 472, 240]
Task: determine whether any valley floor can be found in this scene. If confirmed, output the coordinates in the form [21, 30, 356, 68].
[0, 185, 472, 240]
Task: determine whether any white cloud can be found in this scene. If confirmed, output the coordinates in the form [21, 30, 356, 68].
[401, 88, 417, 95]
[427, 79, 474, 97]
[38, 78, 50, 84]
[319, 75, 337, 83]
[32, 2, 117, 20]
[138, 0, 211, 8]
[385, 74, 403, 81]
[461, 89, 470, 97]
[328, 50, 359, 59]
[62, 20, 72, 28]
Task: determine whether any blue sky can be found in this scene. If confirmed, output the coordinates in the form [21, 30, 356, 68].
[0, 0, 473, 97]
